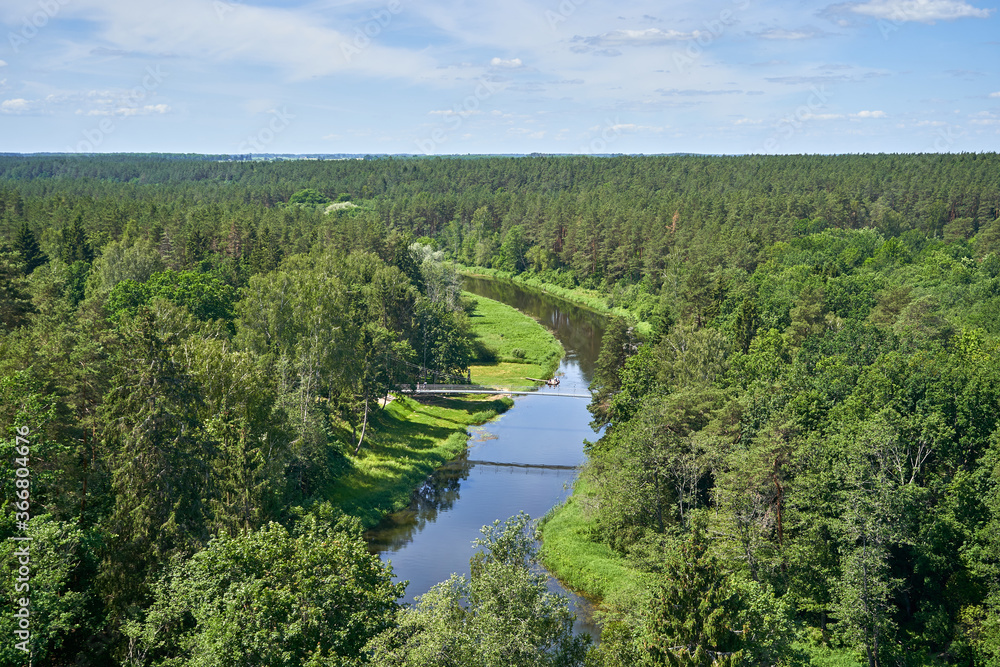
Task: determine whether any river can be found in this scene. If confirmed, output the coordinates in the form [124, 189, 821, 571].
[366, 276, 606, 637]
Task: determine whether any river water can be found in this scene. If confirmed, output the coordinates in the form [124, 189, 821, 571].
[366, 276, 606, 636]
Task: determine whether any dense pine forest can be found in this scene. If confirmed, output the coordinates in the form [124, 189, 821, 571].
[2, 153, 1000, 666]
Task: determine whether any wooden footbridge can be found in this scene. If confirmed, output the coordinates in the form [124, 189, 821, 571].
[399, 383, 591, 399]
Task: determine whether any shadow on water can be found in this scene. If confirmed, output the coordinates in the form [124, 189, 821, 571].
[366, 451, 473, 554]
[366, 277, 607, 640]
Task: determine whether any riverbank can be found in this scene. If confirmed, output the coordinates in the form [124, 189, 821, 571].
[325, 394, 514, 527]
[459, 267, 653, 338]
[328, 292, 563, 528]
[538, 478, 652, 610]
[464, 290, 564, 388]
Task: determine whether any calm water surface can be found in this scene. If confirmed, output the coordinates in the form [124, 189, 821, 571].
[366, 277, 606, 637]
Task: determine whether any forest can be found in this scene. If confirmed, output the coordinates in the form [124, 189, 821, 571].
[1, 152, 1000, 666]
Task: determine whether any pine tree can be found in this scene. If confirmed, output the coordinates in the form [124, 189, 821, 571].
[185, 226, 206, 267]
[643, 525, 745, 667]
[14, 221, 47, 274]
[60, 214, 94, 265]
[0, 248, 35, 329]
[733, 296, 760, 354]
[99, 308, 213, 616]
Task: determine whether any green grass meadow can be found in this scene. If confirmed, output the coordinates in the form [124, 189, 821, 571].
[465, 291, 564, 388]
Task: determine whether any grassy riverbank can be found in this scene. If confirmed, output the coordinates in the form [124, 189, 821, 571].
[326, 291, 562, 528]
[465, 290, 564, 388]
[461, 267, 653, 338]
[326, 394, 514, 527]
[538, 478, 652, 606]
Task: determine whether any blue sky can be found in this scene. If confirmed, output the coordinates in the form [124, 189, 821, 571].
[1, 0, 997, 155]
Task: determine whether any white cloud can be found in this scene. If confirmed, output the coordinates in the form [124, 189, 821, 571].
[129, 104, 169, 115]
[658, 88, 744, 96]
[0, 60, 7, 67]
[490, 57, 524, 69]
[801, 113, 846, 120]
[606, 123, 665, 133]
[990, 91, 1000, 98]
[38, 0, 438, 82]
[573, 28, 700, 49]
[84, 104, 170, 117]
[508, 127, 546, 139]
[846, 0, 992, 23]
[853, 110, 887, 118]
[756, 28, 824, 40]
[766, 74, 853, 85]
[1, 98, 30, 114]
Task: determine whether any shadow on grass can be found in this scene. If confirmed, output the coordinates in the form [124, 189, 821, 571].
[317, 394, 514, 528]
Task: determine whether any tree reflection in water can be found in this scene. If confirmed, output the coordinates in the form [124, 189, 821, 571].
[365, 452, 473, 553]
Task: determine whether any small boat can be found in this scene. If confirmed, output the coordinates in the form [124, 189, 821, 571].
[525, 377, 560, 386]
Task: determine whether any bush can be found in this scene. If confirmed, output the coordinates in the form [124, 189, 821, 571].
[288, 188, 331, 205]
[471, 409, 498, 423]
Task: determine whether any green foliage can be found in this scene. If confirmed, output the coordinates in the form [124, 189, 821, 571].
[641, 526, 747, 666]
[3, 153, 1000, 665]
[106, 269, 236, 326]
[60, 214, 94, 265]
[86, 238, 165, 298]
[0, 514, 101, 666]
[126, 512, 403, 666]
[495, 224, 529, 273]
[588, 316, 639, 428]
[288, 187, 332, 206]
[367, 513, 590, 667]
[587, 387, 724, 549]
[99, 307, 214, 611]
[0, 248, 35, 329]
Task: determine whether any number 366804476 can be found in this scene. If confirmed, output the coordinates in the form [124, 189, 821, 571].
[13, 425, 30, 518]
